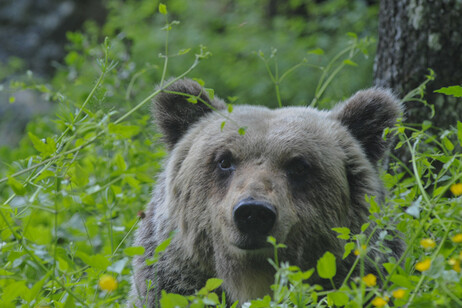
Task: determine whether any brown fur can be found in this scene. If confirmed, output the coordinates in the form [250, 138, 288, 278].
[130, 79, 404, 306]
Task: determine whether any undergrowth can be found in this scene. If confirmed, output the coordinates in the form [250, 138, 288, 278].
[0, 3, 461, 308]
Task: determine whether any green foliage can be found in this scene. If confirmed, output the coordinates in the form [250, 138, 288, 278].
[317, 251, 336, 280]
[54, 0, 378, 111]
[159, 277, 224, 308]
[434, 85, 462, 98]
[1, 1, 461, 307]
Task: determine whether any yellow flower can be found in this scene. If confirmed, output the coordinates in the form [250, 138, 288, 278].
[354, 244, 367, 256]
[451, 233, 462, 243]
[392, 288, 406, 299]
[450, 183, 462, 196]
[99, 274, 118, 292]
[448, 258, 461, 273]
[371, 296, 388, 307]
[362, 273, 377, 287]
[415, 259, 431, 272]
[420, 238, 436, 249]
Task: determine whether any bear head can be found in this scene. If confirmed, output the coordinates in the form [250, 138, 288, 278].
[137, 78, 403, 304]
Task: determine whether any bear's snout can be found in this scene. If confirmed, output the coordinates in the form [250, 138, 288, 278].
[233, 197, 277, 239]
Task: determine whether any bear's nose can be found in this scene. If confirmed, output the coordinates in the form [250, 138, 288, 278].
[233, 198, 277, 236]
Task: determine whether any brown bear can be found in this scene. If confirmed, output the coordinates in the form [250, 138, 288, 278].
[130, 78, 404, 306]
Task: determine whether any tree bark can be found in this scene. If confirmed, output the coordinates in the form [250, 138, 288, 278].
[374, 0, 462, 129]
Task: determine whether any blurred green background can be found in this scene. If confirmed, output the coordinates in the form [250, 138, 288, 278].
[1, 0, 380, 149]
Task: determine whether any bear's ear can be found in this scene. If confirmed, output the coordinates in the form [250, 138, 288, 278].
[153, 78, 226, 150]
[329, 88, 403, 164]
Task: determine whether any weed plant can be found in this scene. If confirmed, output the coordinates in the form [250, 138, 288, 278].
[1, 3, 461, 308]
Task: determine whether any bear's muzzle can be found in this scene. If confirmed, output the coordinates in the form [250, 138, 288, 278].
[232, 197, 277, 249]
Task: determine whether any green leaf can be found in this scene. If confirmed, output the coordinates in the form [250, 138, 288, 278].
[422, 120, 432, 131]
[227, 96, 238, 103]
[328, 291, 349, 306]
[238, 127, 247, 135]
[147, 236, 173, 265]
[108, 123, 141, 139]
[205, 88, 215, 100]
[267, 236, 276, 245]
[390, 274, 414, 289]
[0, 269, 14, 276]
[361, 222, 370, 233]
[64, 293, 76, 308]
[114, 153, 127, 171]
[160, 291, 189, 308]
[308, 48, 324, 55]
[192, 78, 205, 86]
[221, 121, 226, 131]
[124, 175, 140, 189]
[197, 278, 223, 296]
[34, 169, 55, 182]
[7, 177, 26, 196]
[25, 272, 51, 302]
[28, 132, 56, 157]
[230, 301, 239, 308]
[382, 127, 390, 141]
[9, 96, 15, 103]
[25, 225, 51, 245]
[343, 59, 358, 66]
[2, 281, 28, 304]
[250, 295, 271, 307]
[442, 137, 454, 151]
[186, 97, 198, 104]
[343, 242, 355, 259]
[28, 132, 43, 152]
[155, 237, 172, 255]
[227, 104, 233, 113]
[434, 85, 462, 97]
[124, 246, 146, 256]
[76, 252, 110, 270]
[57, 256, 69, 271]
[82, 194, 95, 206]
[205, 293, 220, 305]
[457, 121, 462, 146]
[69, 163, 89, 187]
[332, 227, 350, 240]
[204, 278, 222, 291]
[365, 195, 379, 213]
[347, 32, 358, 39]
[178, 48, 191, 55]
[159, 3, 167, 15]
[317, 251, 336, 279]
[382, 262, 394, 274]
[433, 186, 446, 197]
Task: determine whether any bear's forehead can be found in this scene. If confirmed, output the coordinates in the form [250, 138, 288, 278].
[225, 105, 339, 140]
[198, 105, 347, 162]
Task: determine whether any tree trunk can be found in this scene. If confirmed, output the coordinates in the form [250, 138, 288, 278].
[374, 0, 462, 130]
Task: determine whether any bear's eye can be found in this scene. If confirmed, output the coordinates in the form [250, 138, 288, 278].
[218, 158, 233, 171]
[217, 152, 235, 172]
[286, 157, 310, 179]
[219, 158, 232, 170]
